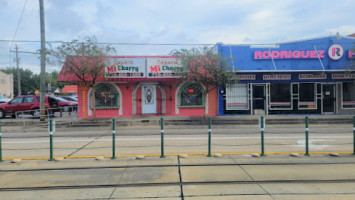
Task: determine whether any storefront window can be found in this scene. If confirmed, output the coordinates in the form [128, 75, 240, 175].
[179, 84, 204, 107]
[226, 83, 249, 110]
[342, 82, 355, 109]
[93, 83, 119, 109]
[299, 83, 316, 109]
[270, 83, 291, 109]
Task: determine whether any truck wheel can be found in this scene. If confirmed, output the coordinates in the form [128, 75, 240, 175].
[0, 109, 5, 119]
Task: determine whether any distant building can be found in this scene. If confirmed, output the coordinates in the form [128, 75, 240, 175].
[0, 71, 14, 98]
[61, 85, 77, 96]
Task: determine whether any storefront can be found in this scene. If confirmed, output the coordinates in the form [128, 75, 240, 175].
[217, 35, 355, 115]
[57, 56, 218, 118]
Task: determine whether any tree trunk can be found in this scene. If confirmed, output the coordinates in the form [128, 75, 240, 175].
[92, 86, 96, 120]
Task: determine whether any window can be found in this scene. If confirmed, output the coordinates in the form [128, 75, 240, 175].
[93, 84, 119, 109]
[23, 97, 35, 103]
[270, 83, 292, 109]
[179, 84, 204, 107]
[10, 97, 23, 104]
[226, 83, 249, 110]
[299, 83, 316, 109]
[342, 82, 355, 109]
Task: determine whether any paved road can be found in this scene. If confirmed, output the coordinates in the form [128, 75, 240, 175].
[1, 155, 355, 199]
[1, 124, 354, 159]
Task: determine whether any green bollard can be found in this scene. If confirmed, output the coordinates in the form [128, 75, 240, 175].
[207, 117, 212, 157]
[160, 117, 165, 158]
[48, 118, 54, 161]
[112, 118, 117, 159]
[260, 116, 265, 156]
[305, 116, 310, 156]
[0, 120, 3, 162]
[353, 116, 355, 155]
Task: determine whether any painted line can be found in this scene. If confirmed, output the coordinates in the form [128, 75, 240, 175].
[2, 136, 353, 144]
[2, 152, 353, 161]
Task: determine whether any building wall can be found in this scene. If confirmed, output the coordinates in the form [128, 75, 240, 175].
[76, 81, 218, 118]
[0, 71, 14, 98]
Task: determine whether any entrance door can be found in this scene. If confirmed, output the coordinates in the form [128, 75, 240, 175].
[322, 84, 335, 113]
[142, 85, 157, 114]
[253, 85, 266, 114]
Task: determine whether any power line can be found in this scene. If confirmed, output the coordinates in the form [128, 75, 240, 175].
[9, 0, 29, 51]
[0, 39, 354, 46]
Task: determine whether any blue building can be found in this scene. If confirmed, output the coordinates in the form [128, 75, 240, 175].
[217, 34, 355, 115]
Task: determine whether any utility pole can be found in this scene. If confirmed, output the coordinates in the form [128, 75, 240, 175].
[15, 45, 21, 96]
[39, 0, 46, 121]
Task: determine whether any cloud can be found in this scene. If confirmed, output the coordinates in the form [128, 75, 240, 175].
[0, 0, 355, 74]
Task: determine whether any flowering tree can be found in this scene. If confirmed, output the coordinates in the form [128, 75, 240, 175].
[50, 36, 116, 119]
[171, 46, 237, 117]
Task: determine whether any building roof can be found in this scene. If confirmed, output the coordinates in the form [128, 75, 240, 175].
[348, 33, 355, 38]
[61, 85, 77, 94]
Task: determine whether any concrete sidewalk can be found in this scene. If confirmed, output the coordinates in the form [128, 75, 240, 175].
[1, 154, 355, 199]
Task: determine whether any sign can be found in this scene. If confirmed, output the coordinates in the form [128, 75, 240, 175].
[105, 58, 145, 78]
[147, 58, 183, 78]
[35, 90, 39, 95]
[299, 74, 327, 80]
[263, 74, 291, 80]
[332, 74, 355, 79]
[349, 50, 355, 59]
[328, 44, 344, 60]
[254, 50, 325, 59]
[236, 75, 256, 80]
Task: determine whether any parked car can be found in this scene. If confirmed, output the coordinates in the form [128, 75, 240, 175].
[61, 96, 78, 102]
[0, 95, 60, 118]
[0, 95, 11, 104]
[51, 96, 78, 112]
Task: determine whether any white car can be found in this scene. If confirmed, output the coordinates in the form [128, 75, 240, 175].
[0, 95, 11, 104]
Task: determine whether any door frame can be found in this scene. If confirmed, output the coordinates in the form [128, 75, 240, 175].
[321, 83, 336, 114]
[251, 83, 268, 115]
[141, 83, 158, 114]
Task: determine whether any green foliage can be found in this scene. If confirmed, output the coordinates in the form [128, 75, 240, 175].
[1, 68, 69, 96]
[49, 36, 116, 86]
[171, 46, 237, 94]
[1, 67, 40, 96]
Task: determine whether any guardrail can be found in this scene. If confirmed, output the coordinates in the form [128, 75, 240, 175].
[0, 115, 354, 161]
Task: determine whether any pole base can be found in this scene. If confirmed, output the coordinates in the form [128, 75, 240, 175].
[304, 154, 310, 156]
[160, 155, 165, 158]
[260, 154, 266, 157]
[48, 159, 54, 161]
[207, 155, 212, 157]
[111, 157, 117, 160]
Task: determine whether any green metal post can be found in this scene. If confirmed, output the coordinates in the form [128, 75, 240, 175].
[305, 116, 310, 156]
[353, 116, 355, 155]
[160, 117, 165, 158]
[112, 118, 117, 159]
[48, 118, 54, 161]
[260, 116, 265, 156]
[207, 117, 212, 157]
[0, 120, 3, 162]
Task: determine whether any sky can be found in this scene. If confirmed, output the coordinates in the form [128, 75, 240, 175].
[0, 0, 354, 74]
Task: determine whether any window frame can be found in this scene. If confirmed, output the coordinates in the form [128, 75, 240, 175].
[341, 82, 355, 109]
[226, 83, 249, 110]
[179, 84, 204, 108]
[269, 83, 293, 110]
[91, 83, 120, 110]
[298, 83, 317, 110]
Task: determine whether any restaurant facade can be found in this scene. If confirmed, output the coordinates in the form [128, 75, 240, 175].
[58, 56, 218, 118]
[217, 35, 355, 116]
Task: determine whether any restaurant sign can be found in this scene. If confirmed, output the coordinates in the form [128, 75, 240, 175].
[147, 58, 183, 78]
[105, 58, 146, 78]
